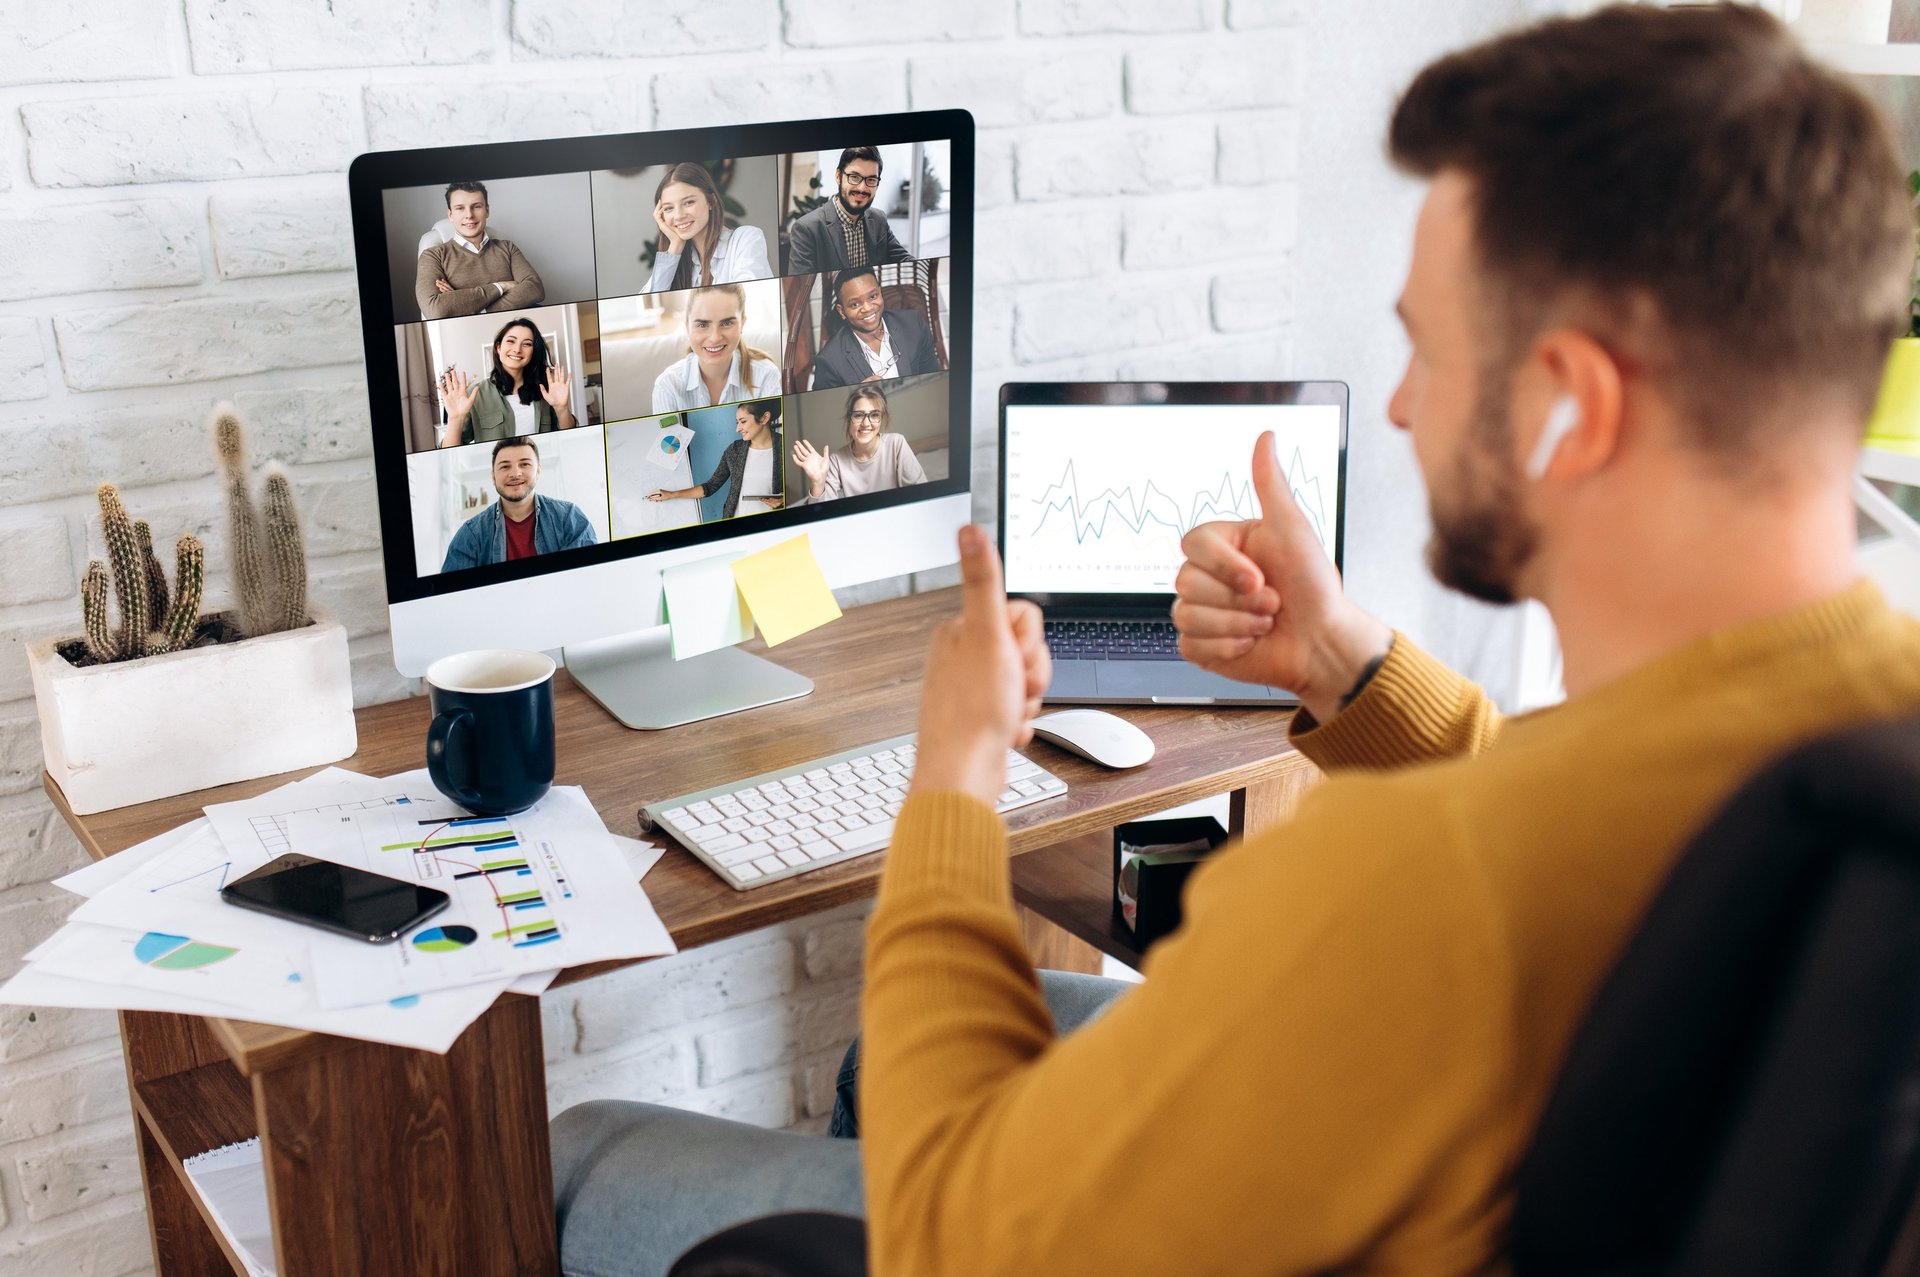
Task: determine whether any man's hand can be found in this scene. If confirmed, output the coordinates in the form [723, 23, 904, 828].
[910, 526, 1051, 807]
[434, 278, 454, 294]
[1173, 432, 1391, 722]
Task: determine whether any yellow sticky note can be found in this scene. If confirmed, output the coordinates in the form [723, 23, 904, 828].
[730, 534, 842, 647]
[662, 552, 755, 661]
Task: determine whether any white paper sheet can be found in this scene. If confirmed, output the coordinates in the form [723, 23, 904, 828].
[0, 961, 505, 1054]
[183, 1139, 274, 1277]
[52, 769, 367, 900]
[614, 834, 667, 880]
[198, 771, 674, 1009]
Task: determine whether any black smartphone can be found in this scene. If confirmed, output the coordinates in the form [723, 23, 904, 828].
[221, 854, 451, 944]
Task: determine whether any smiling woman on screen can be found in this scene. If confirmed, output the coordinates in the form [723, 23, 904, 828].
[645, 163, 771, 292]
[438, 317, 575, 449]
[792, 385, 927, 503]
[651, 284, 781, 414]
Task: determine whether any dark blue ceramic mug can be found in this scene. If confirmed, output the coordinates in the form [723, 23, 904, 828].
[424, 649, 556, 816]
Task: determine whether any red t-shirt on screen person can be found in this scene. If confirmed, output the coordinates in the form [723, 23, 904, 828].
[503, 504, 537, 561]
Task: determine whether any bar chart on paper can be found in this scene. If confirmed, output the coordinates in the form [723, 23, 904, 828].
[1002, 402, 1342, 596]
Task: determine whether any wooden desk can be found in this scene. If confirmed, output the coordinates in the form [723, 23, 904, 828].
[45, 588, 1317, 1277]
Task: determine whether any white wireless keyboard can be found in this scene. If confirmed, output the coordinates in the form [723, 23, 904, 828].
[641, 733, 1069, 890]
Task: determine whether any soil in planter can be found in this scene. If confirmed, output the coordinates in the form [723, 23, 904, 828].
[54, 612, 313, 669]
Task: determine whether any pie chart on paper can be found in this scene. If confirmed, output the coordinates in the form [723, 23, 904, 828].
[133, 931, 238, 970]
[412, 924, 479, 953]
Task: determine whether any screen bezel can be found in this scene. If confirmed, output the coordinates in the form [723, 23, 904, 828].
[347, 110, 975, 608]
[995, 380, 1350, 614]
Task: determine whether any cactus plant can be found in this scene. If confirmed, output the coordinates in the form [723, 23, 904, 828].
[213, 405, 311, 639]
[74, 484, 205, 664]
[135, 520, 169, 632]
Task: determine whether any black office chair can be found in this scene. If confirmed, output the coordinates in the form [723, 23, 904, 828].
[668, 716, 1920, 1277]
[1510, 714, 1920, 1276]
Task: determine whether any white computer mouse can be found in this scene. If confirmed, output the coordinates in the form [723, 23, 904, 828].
[1029, 710, 1155, 770]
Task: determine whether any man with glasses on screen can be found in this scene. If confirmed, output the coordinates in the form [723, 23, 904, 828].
[786, 147, 913, 275]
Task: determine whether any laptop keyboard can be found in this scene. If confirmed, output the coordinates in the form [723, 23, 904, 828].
[1045, 619, 1185, 661]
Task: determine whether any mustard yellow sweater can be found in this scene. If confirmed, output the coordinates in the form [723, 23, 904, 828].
[863, 582, 1920, 1276]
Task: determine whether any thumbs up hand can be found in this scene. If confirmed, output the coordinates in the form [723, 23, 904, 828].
[1172, 433, 1391, 723]
[911, 525, 1051, 806]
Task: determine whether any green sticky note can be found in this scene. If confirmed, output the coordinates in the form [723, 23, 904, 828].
[662, 552, 755, 661]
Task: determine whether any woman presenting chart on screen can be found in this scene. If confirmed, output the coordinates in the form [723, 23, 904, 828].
[646, 399, 784, 519]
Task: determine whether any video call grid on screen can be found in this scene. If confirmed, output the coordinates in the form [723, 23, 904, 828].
[346, 111, 974, 604]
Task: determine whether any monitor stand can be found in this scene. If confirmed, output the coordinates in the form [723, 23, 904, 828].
[563, 626, 813, 730]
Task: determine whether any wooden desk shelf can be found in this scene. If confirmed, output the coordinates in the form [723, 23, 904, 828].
[48, 588, 1314, 1275]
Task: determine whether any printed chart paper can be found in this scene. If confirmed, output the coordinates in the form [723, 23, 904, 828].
[198, 772, 673, 1008]
[0, 961, 504, 1055]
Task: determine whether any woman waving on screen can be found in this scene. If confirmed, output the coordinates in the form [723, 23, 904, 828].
[792, 385, 927, 503]
[438, 318, 575, 448]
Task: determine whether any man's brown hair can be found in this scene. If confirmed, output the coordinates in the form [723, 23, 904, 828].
[1389, 3, 1913, 454]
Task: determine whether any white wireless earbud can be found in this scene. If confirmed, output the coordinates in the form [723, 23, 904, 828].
[1526, 395, 1582, 480]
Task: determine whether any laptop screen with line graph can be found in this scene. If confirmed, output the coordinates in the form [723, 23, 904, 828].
[999, 381, 1347, 600]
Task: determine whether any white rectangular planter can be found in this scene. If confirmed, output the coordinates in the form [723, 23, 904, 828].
[28, 605, 358, 815]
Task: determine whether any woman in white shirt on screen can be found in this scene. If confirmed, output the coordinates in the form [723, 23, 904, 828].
[651, 284, 782, 413]
[646, 163, 772, 292]
[791, 384, 927, 503]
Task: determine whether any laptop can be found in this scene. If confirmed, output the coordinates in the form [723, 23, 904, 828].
[998, 381, 1349, 706]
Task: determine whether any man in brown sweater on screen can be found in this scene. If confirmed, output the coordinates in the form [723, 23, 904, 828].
[546, 8, 1920, 1275]
[413, 179, 543, 320]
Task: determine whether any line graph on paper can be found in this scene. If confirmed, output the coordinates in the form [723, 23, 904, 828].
[1002, 403, 1342, 595]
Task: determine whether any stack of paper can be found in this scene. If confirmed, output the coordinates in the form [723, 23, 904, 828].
[1, 768, 675, 1053]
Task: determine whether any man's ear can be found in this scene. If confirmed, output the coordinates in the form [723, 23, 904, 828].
[1521, 328, 1626, 480]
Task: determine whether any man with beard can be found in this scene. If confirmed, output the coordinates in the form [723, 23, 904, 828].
[548, 8, 1920, 1275]
[784, 146, 913, 275]
[440, 438, 596, 572]
[810, 266, 943, 390]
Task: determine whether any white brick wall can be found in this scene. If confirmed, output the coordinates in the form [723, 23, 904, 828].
[0, 0, 1321, 1268]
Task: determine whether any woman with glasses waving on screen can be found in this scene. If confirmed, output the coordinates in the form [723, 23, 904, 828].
[791, 385, 927, 504]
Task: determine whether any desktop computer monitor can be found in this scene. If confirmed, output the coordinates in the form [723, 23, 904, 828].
[346, 112, 975, 727]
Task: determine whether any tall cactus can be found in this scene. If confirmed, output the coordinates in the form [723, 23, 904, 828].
[80, 561, 114, 664]
[262, 469, 309, 634]
[74, 485, 204, 664]
[214, 406, 278, 639]
[99, 485, 151, 660]
[213, 406, 310, 638]
[162, 535, 204, 652]
[136, 519, 170, 632]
